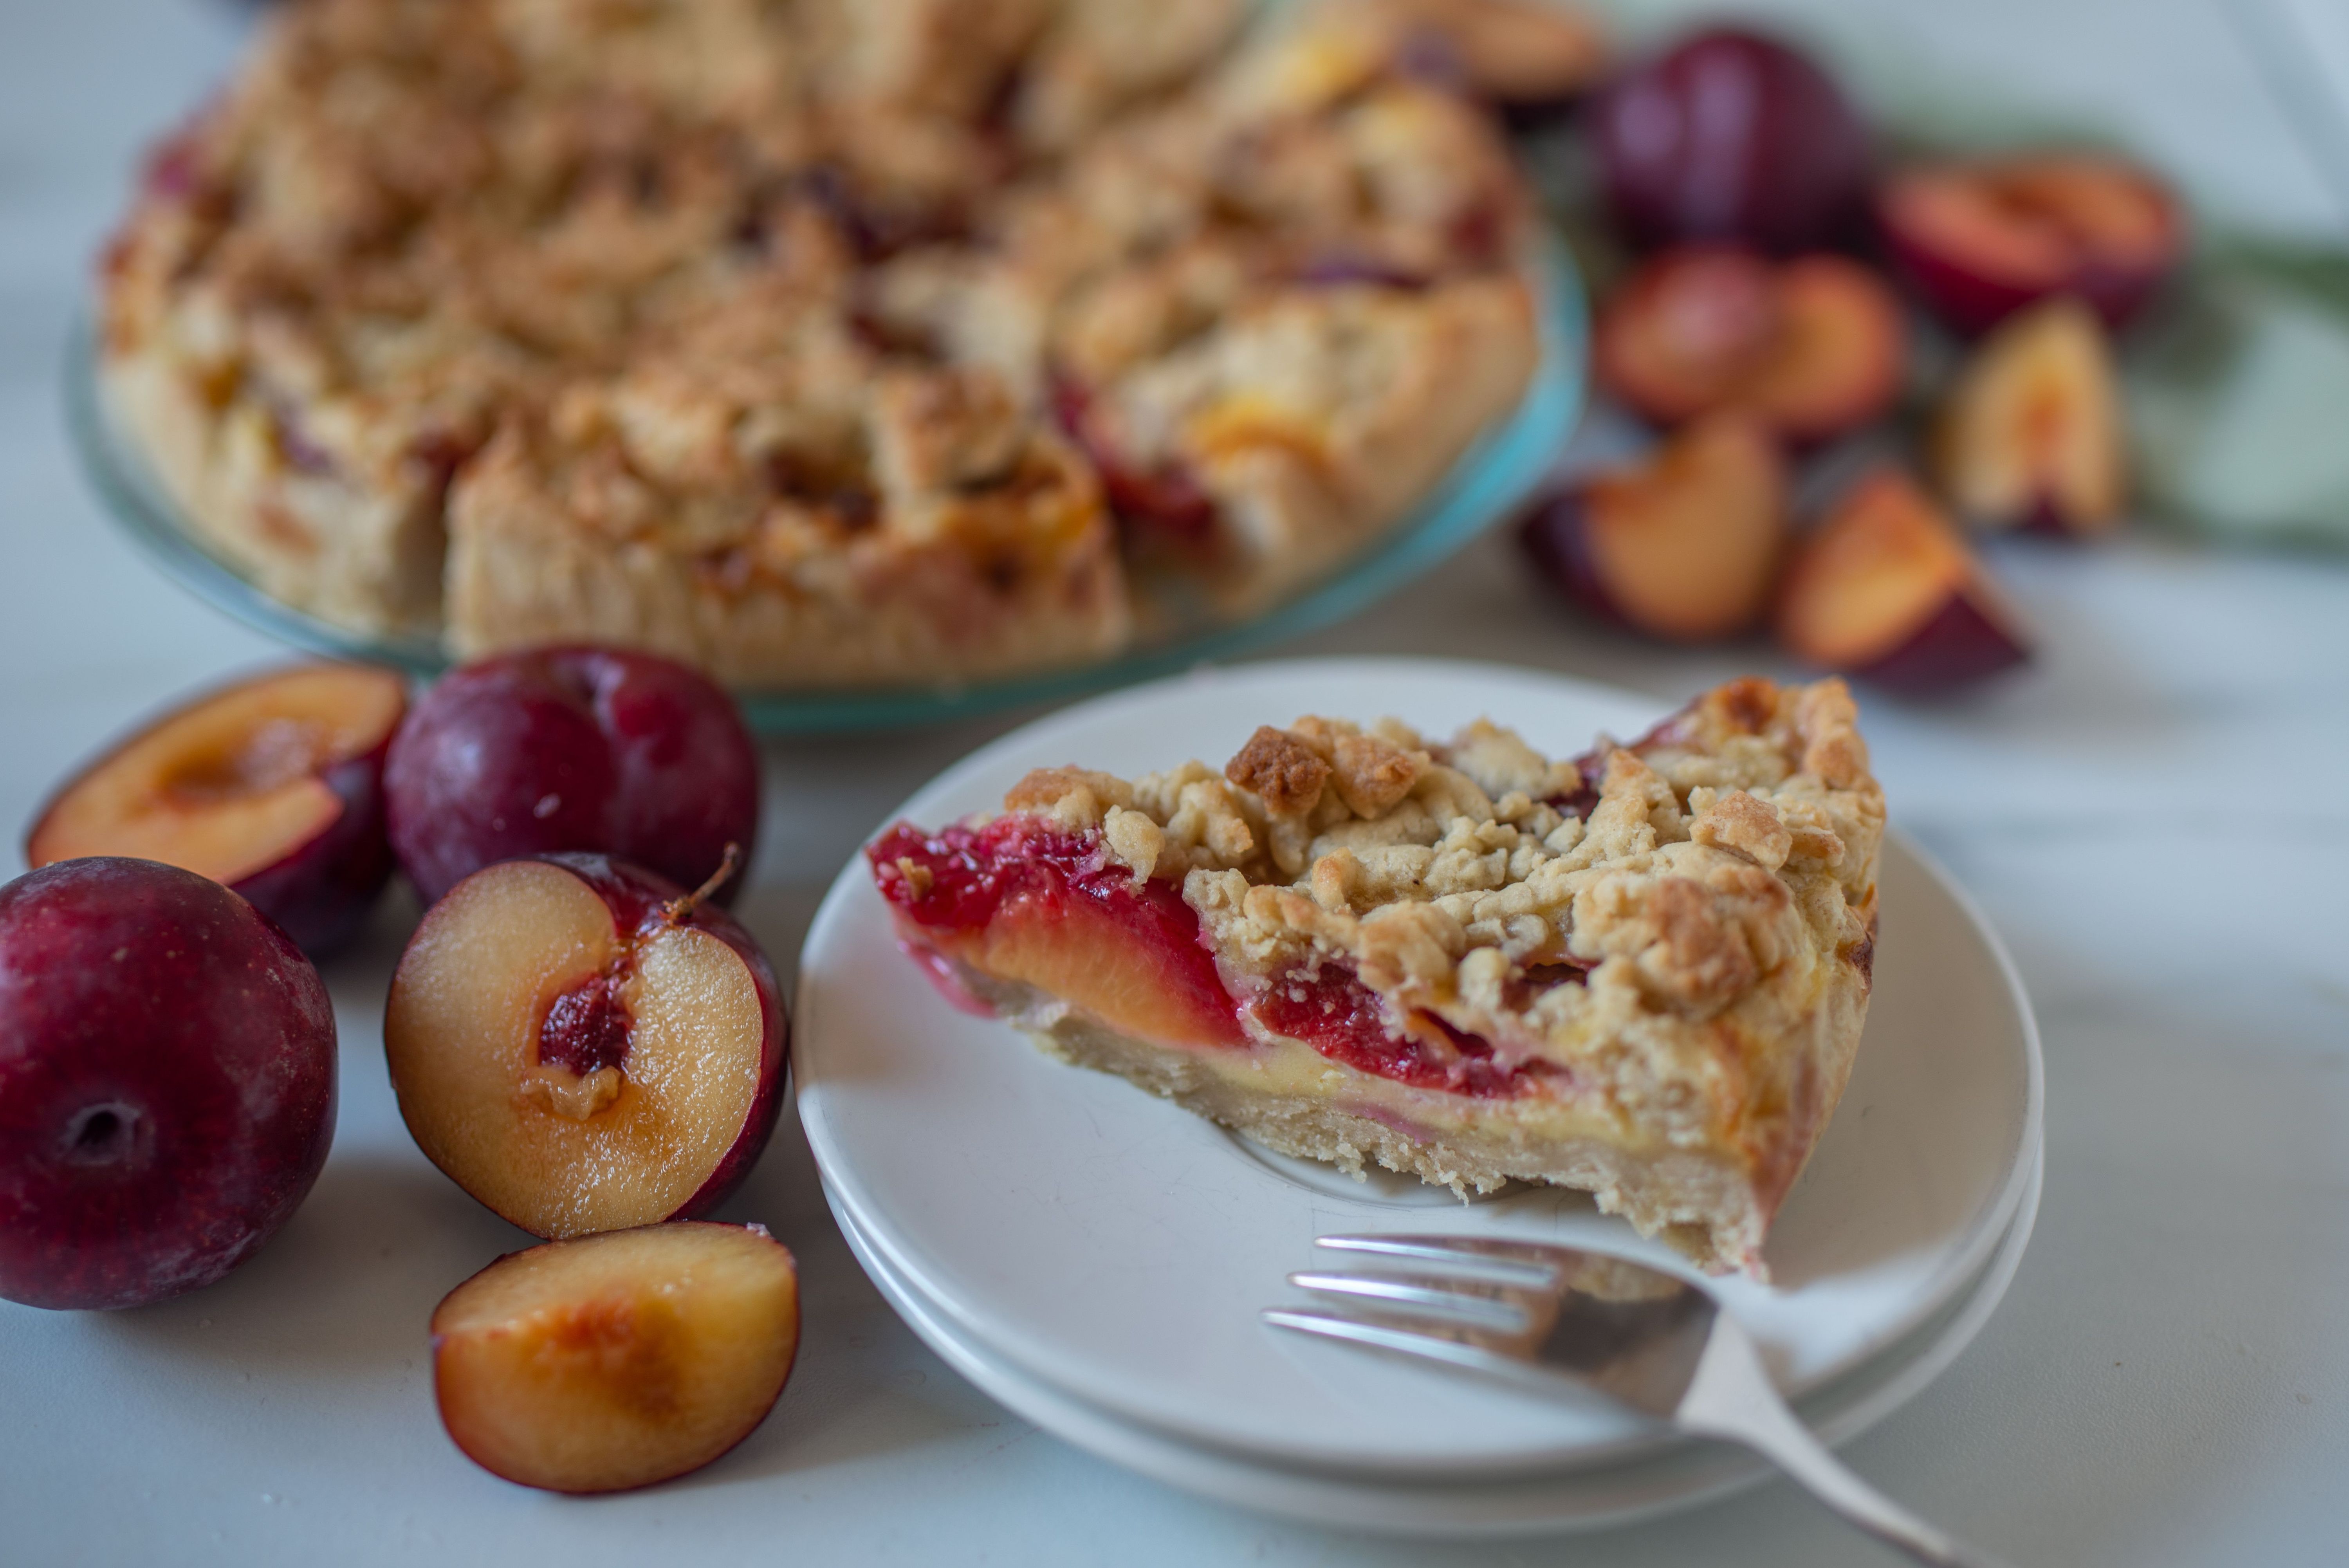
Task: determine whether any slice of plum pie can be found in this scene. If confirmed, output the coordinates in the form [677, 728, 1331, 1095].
[865, 677, 1884, 1277]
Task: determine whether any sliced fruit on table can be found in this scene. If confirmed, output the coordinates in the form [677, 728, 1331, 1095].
[23, 663, 405, 956]
[385, 646, 761, 908]
[431, 1222, 800, 1494]
[1934, 298, 2127, 538]
[1595, 246, 1907, 444]
[1519, 414, 1789, 641]
[1592, 26, 1870, 254]
[1777, 467, 2032, 695]
[1878, 152, 2184, 336]
[385, 851, 786, 1239]
[0, 857, 336, 1310]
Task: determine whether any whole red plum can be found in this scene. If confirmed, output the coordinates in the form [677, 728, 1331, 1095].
[384, 647, 761, 906]
[1594, 28, 1870, 255]
[0, 858, 337, 1310]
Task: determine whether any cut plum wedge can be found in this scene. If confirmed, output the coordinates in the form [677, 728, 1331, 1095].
[1595, 247, 1906, 444]
[386, 853, 787, 1238]
[25, 662, 406, 955]
[1519, 415, 1788, 642]
[1738, 257, 1910, 439]
[1878, 153, 2183, 335]
[1777, 468, 2031, 695]
[1934, 298, 2126, 537]
[431, 1222, 799, 1494]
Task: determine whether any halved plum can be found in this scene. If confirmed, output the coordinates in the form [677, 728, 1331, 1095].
[1519, 415, 1788, 642]
[1595, 247, 1907, 444]
[385, 852, 787, 1239]
[432, 1221, 799, 1494]
[1777, 468, 2032, 695]
[1878, 153, 2183, 336]
[25, 663, 406, 955]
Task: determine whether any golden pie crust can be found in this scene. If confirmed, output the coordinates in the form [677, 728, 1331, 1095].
[97, 0, 1597, 686]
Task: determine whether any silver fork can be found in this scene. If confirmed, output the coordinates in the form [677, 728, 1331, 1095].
[1265, 1234, 2016, 1567]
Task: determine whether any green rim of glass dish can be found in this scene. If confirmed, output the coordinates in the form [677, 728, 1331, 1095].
[66, 233, 1587, 734]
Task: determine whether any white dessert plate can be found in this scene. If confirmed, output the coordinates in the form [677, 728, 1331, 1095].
[830, 1141, 2042, 1536]
[794, 658, 2044, 1477]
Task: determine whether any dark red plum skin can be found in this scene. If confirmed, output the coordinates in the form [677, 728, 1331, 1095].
[386, 648, 762, 907]
[531, 853, 788, 1220]
[23, 679, 403, 962]
[1854, 593, 2032, 696]
[1875, 197, 2173, 337]
[1517, 489, 1634, 630]
[1497, 92, 1590, 135]
[228, 734, 397, 957]
[0, 859, 337, 1310]
[1594, 29, 1870, 256]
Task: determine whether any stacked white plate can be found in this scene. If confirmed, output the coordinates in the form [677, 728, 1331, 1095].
[796, 660, 2046, 1537]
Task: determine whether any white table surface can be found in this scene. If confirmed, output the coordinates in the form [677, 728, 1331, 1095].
[4, 2, 2346, 1563]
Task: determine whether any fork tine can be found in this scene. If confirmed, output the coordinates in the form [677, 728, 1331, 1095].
[1287, 1271, 1529, 1330]
[1261, 1307, 1513, 1375]
[1315, 1234, 1566, 1288]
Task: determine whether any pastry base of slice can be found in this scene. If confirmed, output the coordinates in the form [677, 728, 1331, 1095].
[938, 951, 1862, 1277]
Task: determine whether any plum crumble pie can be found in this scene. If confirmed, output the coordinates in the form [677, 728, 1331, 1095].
[867, 677, 1884, 1277]
[97, 0, 1602, 687]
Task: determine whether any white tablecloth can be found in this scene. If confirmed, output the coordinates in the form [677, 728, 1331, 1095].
[3, 2, 2345, 1563]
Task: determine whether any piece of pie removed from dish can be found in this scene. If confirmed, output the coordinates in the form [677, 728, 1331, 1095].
[867, 677, 1884, 1278]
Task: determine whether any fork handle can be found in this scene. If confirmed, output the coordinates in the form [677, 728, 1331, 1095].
[1674, 1315, 2019, 1568]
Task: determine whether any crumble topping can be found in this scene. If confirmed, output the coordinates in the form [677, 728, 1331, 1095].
[103, 0, 1591, 668]
[1224, 725, 1332, 817]
[875, 676, 1870, 1273]
[1000, 678, 1885, 1121]
[1014, 0, 1250, 153]
[1297, 0, 1609, 107]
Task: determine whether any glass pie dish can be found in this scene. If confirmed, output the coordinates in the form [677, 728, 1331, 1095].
[67, 234, 1586, 735]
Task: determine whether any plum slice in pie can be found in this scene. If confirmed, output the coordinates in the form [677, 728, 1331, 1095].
[866, 677, 1884, 1277]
